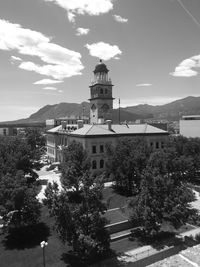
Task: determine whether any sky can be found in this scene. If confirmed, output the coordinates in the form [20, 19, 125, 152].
[0, 0, 200, 121]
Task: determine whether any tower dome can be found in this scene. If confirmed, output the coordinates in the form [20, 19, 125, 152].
[94, 59, 109, 74]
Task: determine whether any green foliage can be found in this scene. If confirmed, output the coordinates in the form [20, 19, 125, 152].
[25, 127, 46, 160]
[61, 141, 91, 192]
[129, 167, 197, 237]
[44, 169, 110, 261]
[0, 135, 42, 228]
[0, 136, 35, 177]
[106, 137, 150, 195]
[0, 171, 41, 228]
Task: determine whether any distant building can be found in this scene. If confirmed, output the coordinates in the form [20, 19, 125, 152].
[0, 127, 17, 136]
[180, 115, 200, 138]
[46, 60, 169, 171]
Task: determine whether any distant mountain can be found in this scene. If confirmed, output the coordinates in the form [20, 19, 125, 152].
[122, 96, 200, 120]
[2, 96, 200, 124]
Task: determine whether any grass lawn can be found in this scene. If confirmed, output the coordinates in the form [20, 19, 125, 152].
[0, 206, 70, 267]
[102, 187, 130, 210]
[105, 207, 130, 224]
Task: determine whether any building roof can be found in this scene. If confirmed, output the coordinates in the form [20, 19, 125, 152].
[47, 123, 168, 137]
[69, 123, 168, 137]
[47, 124, 78, 133]
[94, 60, 109, 74]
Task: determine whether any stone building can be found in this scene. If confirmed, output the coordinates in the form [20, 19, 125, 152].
[46, 60, 169, 171]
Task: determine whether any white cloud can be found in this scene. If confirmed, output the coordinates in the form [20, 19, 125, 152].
[67, 12, 76, 23]
[85, 42, 122, 61]
[113, 15, 128, 23]
[76, 27, 90, 36]
[136, 83, 152, 87]
[0, 19, 84, 79]
[34, 79, 64, 85]
[11, 56, 22, 62]
[171, 55, 200, 77]
[43, 86, 58, 90]
[43, 0, 114, 22]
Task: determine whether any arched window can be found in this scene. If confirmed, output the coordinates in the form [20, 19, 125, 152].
[92, 160, 97, 169]
[100, 159, 104, 169]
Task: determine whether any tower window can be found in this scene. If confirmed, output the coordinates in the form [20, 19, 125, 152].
[92, 160, 97, 169]
[105, 89, 108, 94]
[100, 88, 103, 94]
[92, 145, 96, 154]
[100, 159, 104, 169]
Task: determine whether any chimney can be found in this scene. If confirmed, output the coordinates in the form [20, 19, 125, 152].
[106, 120, 112, 131]
[61, 121, 67, 130]
[77, 120, 84, 129]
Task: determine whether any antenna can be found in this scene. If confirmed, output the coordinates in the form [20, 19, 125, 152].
[119, 98, 121, 124]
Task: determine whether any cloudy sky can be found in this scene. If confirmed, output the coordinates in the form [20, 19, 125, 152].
[0, 0, 200, 121]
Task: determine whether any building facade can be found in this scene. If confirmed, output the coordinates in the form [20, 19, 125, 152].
[46, 60, 169, 171]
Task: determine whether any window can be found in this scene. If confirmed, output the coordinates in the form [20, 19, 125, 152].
[156, 142, 159, 149]
[3, 129, 6, 136]
[92, 145, 96, 154]
[100, 145, 104, 153]
[105, 89, 108, 94]
[161, 141, 164, 149]
[92, 160, 97, 169]
[100, 88, 103, 94]
[100, 159, 104, 169]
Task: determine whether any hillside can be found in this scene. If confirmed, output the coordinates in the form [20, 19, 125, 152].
[2, 96, 200, 124]
[122, 96, 200, 120]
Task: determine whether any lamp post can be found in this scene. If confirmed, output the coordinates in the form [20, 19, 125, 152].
[40, 241, 48, 267]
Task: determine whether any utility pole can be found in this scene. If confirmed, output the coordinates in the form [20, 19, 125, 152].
[82, 104, 85, 122]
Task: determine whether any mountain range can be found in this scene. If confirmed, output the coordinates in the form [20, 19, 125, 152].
[2, 96, 200, 124]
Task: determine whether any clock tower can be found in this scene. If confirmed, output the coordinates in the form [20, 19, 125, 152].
[89, 60, 114, 124]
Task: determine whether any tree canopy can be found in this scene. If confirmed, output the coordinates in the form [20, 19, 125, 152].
[61, 141, 91, 193]
[0, 135, 42, 228]
[129, 167, 196, 236]
[106, 137, 150, 195]
[44, 141, 110, 261]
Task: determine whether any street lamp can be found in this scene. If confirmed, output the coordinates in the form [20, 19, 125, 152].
[40, 241, 48, 267]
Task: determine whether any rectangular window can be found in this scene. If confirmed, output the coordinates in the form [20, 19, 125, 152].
[156, 142, 159, 149]
[92, 145, 96, 154]
[100, 145, 104, 153]
[161, 141, 164, 149]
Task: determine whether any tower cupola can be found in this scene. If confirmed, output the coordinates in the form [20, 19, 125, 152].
[92, 59, 112, 85]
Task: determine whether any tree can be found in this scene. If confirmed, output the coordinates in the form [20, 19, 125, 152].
[0, 136, 36, 178]
[0, 171, 41, 228]
[129, 167, 197, 237]
[44, 171, 109, 261]
[61, 141, 91, 193]
[25, 127, 46, 160]
[106, 137, 150, 195]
